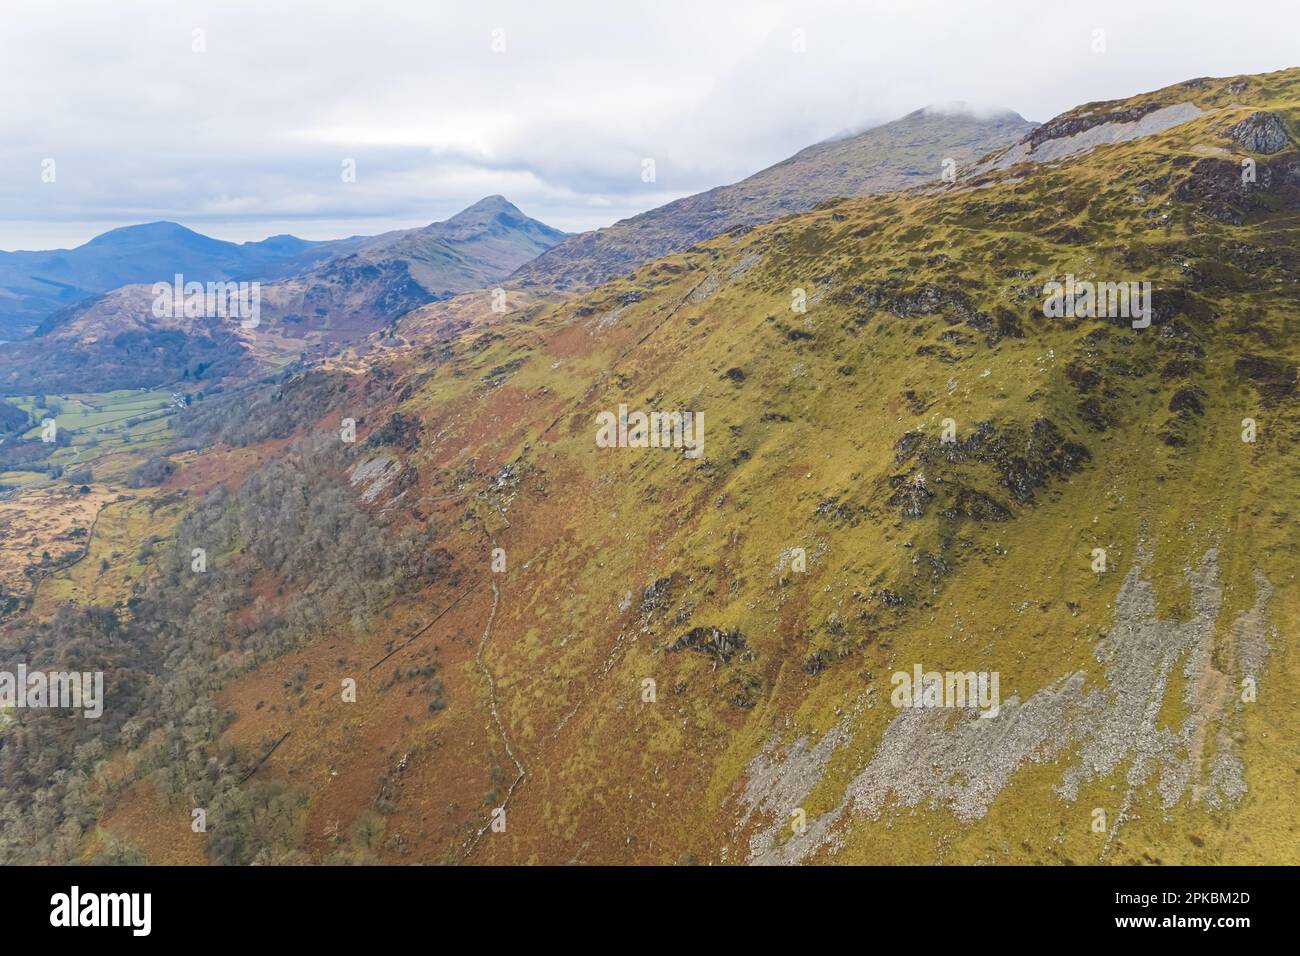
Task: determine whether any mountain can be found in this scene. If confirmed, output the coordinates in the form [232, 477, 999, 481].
[275, 68, 1291, 866]
[0, 196, 566, 343]
[0, 222, 359, 339]
[0, 197, 569, 394]
[509, 106, 1035, 292]
[363, 194, 571, 284]
[3, 68, 1299, 868]
[256, 196, 569, 337]
[0, 285, 255, 395]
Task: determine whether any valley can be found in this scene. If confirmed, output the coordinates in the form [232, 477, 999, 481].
[1, 66, 1298, 868]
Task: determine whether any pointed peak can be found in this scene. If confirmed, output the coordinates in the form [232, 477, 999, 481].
[450, 195, 523, 219]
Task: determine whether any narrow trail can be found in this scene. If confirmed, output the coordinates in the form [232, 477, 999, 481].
[25, 492, 134, 611]
[462, 514, 526, 859]
[238, 731, 291, 784]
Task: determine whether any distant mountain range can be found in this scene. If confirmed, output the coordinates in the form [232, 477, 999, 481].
[0, 196, 568, 394]
[0, 223, 361, 339]
[509, 106, 1035, 291]
[253, 195, 569, 339]
[0, 107, 1037, 394]
[0, 196, 569, 343]
[2, 108, 1034, 345]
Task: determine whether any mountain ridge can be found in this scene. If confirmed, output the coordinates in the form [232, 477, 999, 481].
[508, 106, 1035, 292]
[0, 197, 570, 341]
[0, 222, 361, 339]
[0, 196, 569, 393]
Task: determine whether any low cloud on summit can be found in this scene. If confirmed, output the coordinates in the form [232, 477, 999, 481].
[2, 0, 1297, 247]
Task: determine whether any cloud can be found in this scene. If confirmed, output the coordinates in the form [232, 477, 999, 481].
[1, 0, 1297, 248]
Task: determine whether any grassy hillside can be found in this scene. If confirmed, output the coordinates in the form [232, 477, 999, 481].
[3, 68, 1298, 866]
[292, 66, 1299, 864]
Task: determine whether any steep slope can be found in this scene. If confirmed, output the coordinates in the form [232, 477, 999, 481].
[368, 194, 571, 285]
[0, 222, 359, 339]
[3, 68, 1299, 867]
[327, 68, 1298, 865]
[0, 285, 254, 394]
[259, 196, 568, 334]
[510, 106, 1034, 292]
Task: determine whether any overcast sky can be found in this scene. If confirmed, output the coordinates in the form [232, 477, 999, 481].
[1, 0, 1297, 250]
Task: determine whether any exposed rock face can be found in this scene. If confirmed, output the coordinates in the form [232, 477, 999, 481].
[1173, 151, 1300, 225]
[1235, 353, 1299, 405]
[1024, 102, 1168, 150]
[667, 626, 747, 663]
[738, 546, 1274, 864]
[982, 102, 1204, 172]
[890, 418, 1090, 512]
[1227, 111, 1292, 154]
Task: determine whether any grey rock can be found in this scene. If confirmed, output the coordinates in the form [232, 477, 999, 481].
[1228, 111, 1292, 154]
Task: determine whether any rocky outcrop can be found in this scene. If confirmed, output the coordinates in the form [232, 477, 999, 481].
[982, 102, 1204, 171]
[740, 549, 1275, 864]
[667, 625, 747, 663]
[1227, 111, 1292, 154]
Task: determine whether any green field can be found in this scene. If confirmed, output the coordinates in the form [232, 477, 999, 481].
[4, 389, 180, 488]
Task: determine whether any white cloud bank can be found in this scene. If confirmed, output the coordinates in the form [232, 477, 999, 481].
[1, 0, 1296, 248]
